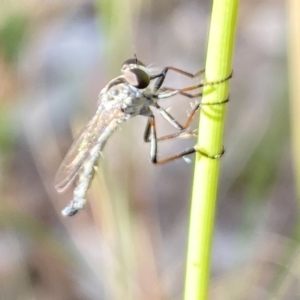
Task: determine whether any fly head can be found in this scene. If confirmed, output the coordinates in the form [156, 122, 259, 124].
[121, 58, 150, 89]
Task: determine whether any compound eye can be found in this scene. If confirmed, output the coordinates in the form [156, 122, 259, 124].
[124, 68, 150, 89]
[122, 58, 146, 69]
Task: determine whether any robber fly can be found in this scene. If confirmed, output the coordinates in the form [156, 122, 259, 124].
[54, 56, 231, 216]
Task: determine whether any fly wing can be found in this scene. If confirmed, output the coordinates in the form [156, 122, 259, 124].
[54, 105, 123, 193]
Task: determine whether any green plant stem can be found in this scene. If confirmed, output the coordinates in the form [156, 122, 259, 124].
[184, 1, 239, 299]
[288, 0, 300, 213]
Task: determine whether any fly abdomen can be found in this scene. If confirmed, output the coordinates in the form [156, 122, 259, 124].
[61, 143, 101, 216]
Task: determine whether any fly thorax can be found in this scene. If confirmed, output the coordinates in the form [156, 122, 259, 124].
[108, 84, 129, 100]
[143, 89, 158, 106]
[108, 88, 120, 100]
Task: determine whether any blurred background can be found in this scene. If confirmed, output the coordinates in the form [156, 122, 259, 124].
[0, 0, 298, 299]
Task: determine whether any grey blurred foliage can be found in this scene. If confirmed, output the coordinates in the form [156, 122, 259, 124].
[0, 0, 298, 299]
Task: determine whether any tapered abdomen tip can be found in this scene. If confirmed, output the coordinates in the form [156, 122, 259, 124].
[61, 206, 79, 217]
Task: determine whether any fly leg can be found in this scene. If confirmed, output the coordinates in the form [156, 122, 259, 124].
[160, 70, 233, 98]
[145, 92, 230, 163]
[150, 67, 205, 92]
[153, 93, 229, 141]
[152, 95, 229, 144]
[151, 96, 229, 161]
[150, 65, 232, 93]
[153, 102, 201, 133]
[144, 115, 224, 164]
[152, 72, 231, 160]
[177, 70, 232, 95]
[144, 114, 195, 164]
[146, 69, 232, 162]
